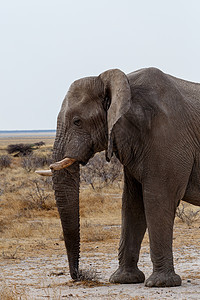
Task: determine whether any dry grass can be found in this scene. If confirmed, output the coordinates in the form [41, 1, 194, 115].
[0, 135, 124, 264]
[0, 283, 27, 300]
[80, 187, 121, 219]
[0, 137, 57, 261]
[0, 136, 199, 251]
[0, 136, 122, 238]
[0, 168, 56, 237]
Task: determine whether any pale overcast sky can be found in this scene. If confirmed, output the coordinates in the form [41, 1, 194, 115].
[0, 0, 200, 130]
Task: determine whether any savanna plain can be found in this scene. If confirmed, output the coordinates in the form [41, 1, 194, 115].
[0, 132, 199, 299]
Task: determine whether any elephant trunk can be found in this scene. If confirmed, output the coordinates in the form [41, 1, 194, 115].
[53, 165, 80, 280]
[52, 127, 80, 280]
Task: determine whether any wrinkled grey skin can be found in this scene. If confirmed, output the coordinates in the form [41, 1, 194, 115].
[52, 68, 200, 287]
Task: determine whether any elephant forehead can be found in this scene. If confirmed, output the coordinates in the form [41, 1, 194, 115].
[67, 94, 93, 106]
[60, 95, 100, 121]
[65, 91, 102, 114]
[58, 77, 104, 121]
[71, 99, 100, 118]
[68, 77, 104, 101]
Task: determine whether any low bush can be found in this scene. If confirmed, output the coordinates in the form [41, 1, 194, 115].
[80, 152, 122, 189]
[0, 155, 12, 170]
[79, 268, 100, 282]
[21, 154, 53, 172]
[25, 178, 54, 210]
[7, 142, 45, 157]
[176, 202, 200, 226]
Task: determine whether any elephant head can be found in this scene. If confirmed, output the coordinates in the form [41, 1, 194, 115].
[38, 69, 131, 280]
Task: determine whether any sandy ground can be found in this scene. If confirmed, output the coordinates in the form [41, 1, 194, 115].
[1, 223, 200, 300]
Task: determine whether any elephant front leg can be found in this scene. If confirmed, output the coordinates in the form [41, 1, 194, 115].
[109, 169, 147, 284]
[143, 187, 181, 287]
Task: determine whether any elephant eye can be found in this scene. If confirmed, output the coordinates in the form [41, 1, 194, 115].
[73, 117, 82, 127]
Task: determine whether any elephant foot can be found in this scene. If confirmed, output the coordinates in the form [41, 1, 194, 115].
[109, 267, 145, 284]
[145, 271, 181, 287]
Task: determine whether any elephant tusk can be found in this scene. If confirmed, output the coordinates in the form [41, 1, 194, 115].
[35, 170, 53, 176]
[49, 158, 76, 171]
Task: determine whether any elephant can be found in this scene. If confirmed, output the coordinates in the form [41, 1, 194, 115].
[37, 67, 200, 287]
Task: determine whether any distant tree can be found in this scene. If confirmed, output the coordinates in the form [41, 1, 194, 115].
[34, 141, 45, 147]
[7, 142, 45, 157]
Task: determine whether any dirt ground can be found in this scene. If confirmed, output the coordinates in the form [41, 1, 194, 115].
[1, 219, 200, 300]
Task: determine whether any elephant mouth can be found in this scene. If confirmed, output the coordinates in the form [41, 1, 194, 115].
[35, 143, 94, 176]
[35, 157, 76, 176]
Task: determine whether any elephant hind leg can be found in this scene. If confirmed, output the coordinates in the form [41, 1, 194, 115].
[109, 167, 146, 284]
[145, 271, 181, 287]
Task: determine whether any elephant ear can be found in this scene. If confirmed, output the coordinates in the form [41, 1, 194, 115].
[99, 69, 131, 161]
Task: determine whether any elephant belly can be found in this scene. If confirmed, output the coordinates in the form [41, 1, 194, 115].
[182, 159, 200, 206]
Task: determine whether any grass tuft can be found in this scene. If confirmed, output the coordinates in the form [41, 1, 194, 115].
[79, 268, 100, 282]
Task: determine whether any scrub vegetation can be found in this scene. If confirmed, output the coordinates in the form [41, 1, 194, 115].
[0, 138, 123, 254]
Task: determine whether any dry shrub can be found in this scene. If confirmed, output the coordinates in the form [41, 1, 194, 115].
[24, 178, 54, 210]
[0, 155, 12, 170]
[0, 147, 122, 248]
[7, 142, 45, 156]
[79, 268, 100, 282]
[3, 176, 54, 213]
[80, 152, 122, 189]
[176, 202, 200, 226]
[0, 219, 8, 233]
[0, 167, 31, 195]
[0, 168, 55, 236]
[2, 246, 21, 259]
[21, 153, 53, 172]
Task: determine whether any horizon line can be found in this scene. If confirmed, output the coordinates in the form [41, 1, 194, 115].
[0, 129, 56, 132]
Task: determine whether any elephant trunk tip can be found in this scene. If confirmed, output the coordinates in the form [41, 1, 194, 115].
[70, 268, 80, 281]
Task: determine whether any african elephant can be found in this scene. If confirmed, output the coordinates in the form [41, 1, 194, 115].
[37, 67, 200, 287]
